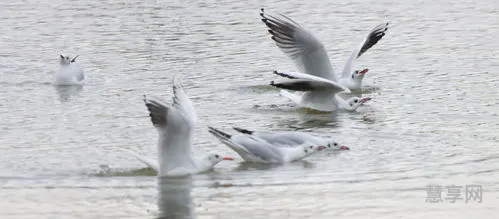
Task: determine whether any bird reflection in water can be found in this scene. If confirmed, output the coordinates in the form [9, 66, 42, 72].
[54, 84, 83, 102]
[157, 176, 197, 219]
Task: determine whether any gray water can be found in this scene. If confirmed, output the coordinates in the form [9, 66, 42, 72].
[1, 0, 498, 218]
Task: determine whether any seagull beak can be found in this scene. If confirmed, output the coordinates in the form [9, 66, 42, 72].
[339, 146, 350, 150]
[359, 97, 372, 104]
[359, 68, 369, 75]
[223, 157, 234, 161]
[318, 146, 326, 151]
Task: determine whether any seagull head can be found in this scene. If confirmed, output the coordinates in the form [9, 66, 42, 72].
[346, 96, 372, 110]
[59, 54, 71, 65]
[352, 68, 369, 81]
[206, 153, 233, 165]
[325, 141, 350, 151]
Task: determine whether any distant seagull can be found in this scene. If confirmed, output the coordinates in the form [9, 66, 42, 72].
[54, 54, 84, 85]
[260, 8, 389, 91]
[232, 127, 350, 151]
[208, 126, 324, 163]
[125, 77, 233, 176]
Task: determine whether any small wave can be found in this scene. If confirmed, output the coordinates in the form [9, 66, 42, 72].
[93, 164, 157, 177]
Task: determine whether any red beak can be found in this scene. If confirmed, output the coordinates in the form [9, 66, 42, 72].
[339, 146, 350, 150]
[359, 97, 372, 104]
[318, 146, 326, 151]
[223, 157, 234, 160]
[359, 68, 369, 75]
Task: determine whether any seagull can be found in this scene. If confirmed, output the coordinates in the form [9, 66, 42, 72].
[133, 77, 233, 177]
[54, 54, 85, 86]
[232, 127, 350, 151]
[260, 8, 389, 91]
[270, 71, 371, 112]
[208, 126, 324, 163]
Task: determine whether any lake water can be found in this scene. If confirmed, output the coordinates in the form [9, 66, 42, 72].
[0, 0, 498, 218]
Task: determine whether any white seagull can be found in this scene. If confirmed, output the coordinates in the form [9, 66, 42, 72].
[127, 77, 233, 177]
[270, 71, 371, 112]
[260, 8, 389, 91]
[54, 54, 85, 86]
[208, 126, 324, 163]
[232, 127, 350, 151]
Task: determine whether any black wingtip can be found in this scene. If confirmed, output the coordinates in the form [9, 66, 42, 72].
[144, 99, 168, 127]
[273, 71, 297, 79]
[70, 55, 79, 63]
[208, 126, 232, 139]
[272, 70, 282, 77]
[270, 81, 282, 89]
[358, 23, 390, 58]
[260, 8, 266, 18]
[269, 81, 286, 89]
[233, 127, 253, 135]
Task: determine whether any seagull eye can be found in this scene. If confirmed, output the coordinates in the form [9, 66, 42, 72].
[354, 99, 358, 103]
[309, 146, 313, 149]
[215, 155, 219, 158]
[334, 143, 338, 146]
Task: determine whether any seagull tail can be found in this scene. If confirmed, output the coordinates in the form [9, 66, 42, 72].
[119, 148, 159, 172]
[279, 90, 302, 105]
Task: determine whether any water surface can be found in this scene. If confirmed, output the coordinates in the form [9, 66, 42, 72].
[0, 0, 498, 218]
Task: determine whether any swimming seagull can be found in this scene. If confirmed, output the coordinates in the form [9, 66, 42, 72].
[208, 126, 324, 163]
[270, 71, 371, 112]
[54, 54, 85, 85]
[260, 8, 389, 91]
[127, 77, 233, 177]
[232, 127, 350, 151]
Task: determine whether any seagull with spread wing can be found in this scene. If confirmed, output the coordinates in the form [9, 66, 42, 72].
[261, 8, 389, 90]
[124, 77, 233, 176]
[260, 8, 388, 111]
